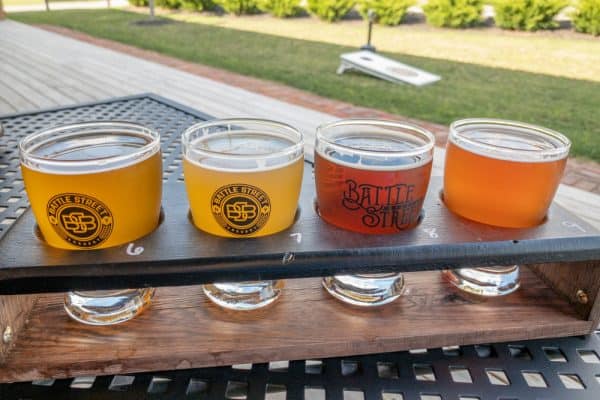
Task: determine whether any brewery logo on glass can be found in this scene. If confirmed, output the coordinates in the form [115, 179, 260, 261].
[46, 193, 113, 248]
[211, 184, 271, 235]
[342, 180, 422, 230]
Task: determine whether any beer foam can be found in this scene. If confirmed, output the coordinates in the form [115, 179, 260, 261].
[185, 131, 303, 172]
[450, 123, 570, 163]
[316, 133, 433, 171]
[38, 134, 150, 160]
[22, 131, 160, 174]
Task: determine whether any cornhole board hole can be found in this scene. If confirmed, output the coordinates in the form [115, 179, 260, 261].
[337, 50, 441, 86]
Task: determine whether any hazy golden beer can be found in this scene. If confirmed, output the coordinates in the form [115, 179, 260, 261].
[182, 119, 304, 311]
[20, 122, 162, 250]
[19, 122, 162, 325]
[183, 123, 304, 238]
[22, 154, 161, 249]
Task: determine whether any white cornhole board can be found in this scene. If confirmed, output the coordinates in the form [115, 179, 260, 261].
[338, 50, 441, 86]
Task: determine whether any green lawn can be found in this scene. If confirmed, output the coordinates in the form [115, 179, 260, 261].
[10, 9, 600, 162]
[167, 12, 600, 83]
[5, 0, 44, 5]
[5, 0, 99, 5]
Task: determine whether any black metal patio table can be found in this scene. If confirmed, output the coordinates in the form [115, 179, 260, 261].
[0, 94, 599, 400]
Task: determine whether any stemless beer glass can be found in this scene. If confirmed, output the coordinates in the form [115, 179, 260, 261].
[315, 119, 435, 306]
[443, 118, 570, 296]
[20, 121, 162, 324]
[182, 118, 304, 311]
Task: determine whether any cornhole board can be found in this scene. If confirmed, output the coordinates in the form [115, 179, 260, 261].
[337, 50, 441, 86]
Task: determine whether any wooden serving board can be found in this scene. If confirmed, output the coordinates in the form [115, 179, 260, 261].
[0, 268, 592, 383]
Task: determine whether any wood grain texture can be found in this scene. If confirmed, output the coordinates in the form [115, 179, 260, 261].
[0, 267, 591, 383]
[529, 261, 600, 322]
[0, 295, 37, 362]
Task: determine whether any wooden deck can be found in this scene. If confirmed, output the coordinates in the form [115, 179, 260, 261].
[1, 20, 599, 228]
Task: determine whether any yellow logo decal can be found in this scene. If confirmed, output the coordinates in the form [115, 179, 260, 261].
[47, 193, 113, 248]
[211, 184, 270, 235]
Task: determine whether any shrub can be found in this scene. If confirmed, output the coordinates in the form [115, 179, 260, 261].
[307, 0, 355, 22]
[356, 0, 415, 26]
[572, 0, 600, 35]
[153, 0, 215, 10]
[156, 0, 181, 8]
[258, 0, 302, 17]
[493, 0, 568, 31]
[215, 0, 260, 14]
[423, 0, 484, 28]
[128, 0, 148, 6]
[181, 0, 216, 11]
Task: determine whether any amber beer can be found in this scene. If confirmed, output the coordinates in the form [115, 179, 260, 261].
[444, 119, 570, 228]
[20, 122, 162, 250]
[316, 120, 435, 307]
[315, 127, 433, 235]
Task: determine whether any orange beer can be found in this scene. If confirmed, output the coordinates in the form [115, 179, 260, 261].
[443, 119, 570, 228]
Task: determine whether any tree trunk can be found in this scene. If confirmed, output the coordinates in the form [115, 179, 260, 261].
[0, 0, 6, 20]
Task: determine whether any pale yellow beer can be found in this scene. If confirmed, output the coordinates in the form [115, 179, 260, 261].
[183, 127, 304, 238]
[183, 119, 304, 311]
[20, 122, 162, 250]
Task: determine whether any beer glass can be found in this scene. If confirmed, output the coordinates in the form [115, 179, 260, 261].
[182, 118, 304, 310]
[20, 121, 162, 324]
[443, 118, 570, 296]
[315, 119, 435, 306]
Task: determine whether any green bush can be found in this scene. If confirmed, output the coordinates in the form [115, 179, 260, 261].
[423, 0, 484, 28]
[153, 0, 215, 10]
[156, 0, 181, 8]
[572, 0, 600, 35]
[128, 0, 148, 6]
[215, 0, 260, 14]
[258, 0, 302, 17]
[493, 0, 568, 31]
[356, 0, 415, 26]
[307, 0, 355, 21]
[180, 0, 216, 11]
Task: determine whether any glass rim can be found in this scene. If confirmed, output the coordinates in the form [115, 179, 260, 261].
[19, 121, 160, 172]
[449, 118, 571, 161]
[316, 118, 436, 158]
[182, 118, 304, 161]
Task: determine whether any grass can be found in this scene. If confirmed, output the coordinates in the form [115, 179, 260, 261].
[10, 9, 600, 162]
[5, 0, 100, 6]
[5, 0, 45, 5]
[166, 11, 600, 83]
